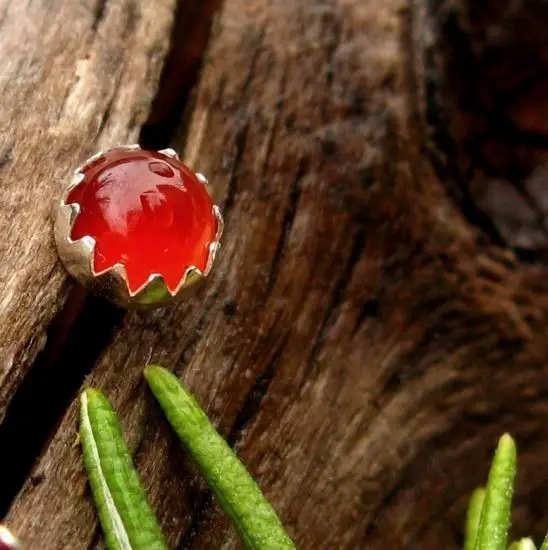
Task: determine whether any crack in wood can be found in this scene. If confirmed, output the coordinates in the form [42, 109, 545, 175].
[0, 141, 13, 170]
[266, 160, 305, 294]
[0, 292, 124, 516]
[173, 347, 288, 547]
[95, 95, 116, 140]
[218, 33, 264, 217]
[176, 492, 214, 550]
[140, 0, 225, 150]
[90, 0, 108, 33]
[86, 525, 102, 550]
[258, 66, 288, 195]
[423, 8, 507, 248]
[0, 1, 9, 30]
[354, 298, 380, 334]
[228, 344, 286, 447]
[301, 225, 366, 387]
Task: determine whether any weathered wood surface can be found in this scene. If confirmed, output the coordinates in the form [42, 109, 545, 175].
[0, 0, 176, 417]
[3, 0, 548, 548]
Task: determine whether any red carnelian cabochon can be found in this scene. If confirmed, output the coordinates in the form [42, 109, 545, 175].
[67, 148, 218, 294]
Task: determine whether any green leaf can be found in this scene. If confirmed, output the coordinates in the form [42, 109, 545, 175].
[144, 365, 296, 550]
[541, 533, 548, 550]
[508, 538, 537, 550]
[464, 487, 485, 550]
[475, 434, 517, 550]
[80, 389, 168, 550]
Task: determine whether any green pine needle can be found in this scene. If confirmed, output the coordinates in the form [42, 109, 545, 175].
[144, 365, 296, 550]
[464, 487, 485, 550]
[474, 434, 517, 550]
[79, 389, 168, 550]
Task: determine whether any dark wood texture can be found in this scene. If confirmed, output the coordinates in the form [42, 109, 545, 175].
[3, 0, 548, 548]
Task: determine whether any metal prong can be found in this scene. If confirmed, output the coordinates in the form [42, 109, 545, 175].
[58, 202, 81, 226]
[94, 261, 127, 280]
[204, 205, 224, 276]
[196, 172, 208, 185]
[80, 147, 113, 171]
[213, 205, 224, 242]
[172, 265, 204, 295]
[68, 171, 85, 192]
[72, 235, 96, 255]
[159, 148, 179, 159]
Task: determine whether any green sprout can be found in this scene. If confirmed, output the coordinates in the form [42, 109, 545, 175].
[465, 488, 486, 550]
[80, 389, 168, 550]
[473, 434, 517, 550]
[145, 365, 295, 550]
[464, 434, 548, 550]
[80, 375, 548, 550]
[79, 367, 295, 550]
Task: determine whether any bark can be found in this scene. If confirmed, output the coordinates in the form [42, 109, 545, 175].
[2, 0, 548, 548]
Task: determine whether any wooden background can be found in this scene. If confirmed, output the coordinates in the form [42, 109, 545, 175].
[2, 0, 548, 547]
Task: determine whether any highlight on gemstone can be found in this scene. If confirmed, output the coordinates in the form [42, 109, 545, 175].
[64, 147, 221, 295]
[0, 525, 20, 550]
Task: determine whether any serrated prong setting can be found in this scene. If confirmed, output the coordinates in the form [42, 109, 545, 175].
[196, 172, 208, 185]
[54, 145, 223, 308]
[205, 205, 224, 276]
[158, 147, 179, 159]
[68, 171, 85, 192]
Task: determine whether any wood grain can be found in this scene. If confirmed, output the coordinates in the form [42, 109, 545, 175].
[4, 0, 548, 548]
[0, 0, 175, 421]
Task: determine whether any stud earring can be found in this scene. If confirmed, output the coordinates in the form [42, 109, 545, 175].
[54, 145, 223, 308]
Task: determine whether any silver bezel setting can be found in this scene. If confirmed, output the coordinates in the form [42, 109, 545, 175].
[54, 144, 223, 308]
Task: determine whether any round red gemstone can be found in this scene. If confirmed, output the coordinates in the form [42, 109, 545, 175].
[67, 148, 218, 294]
